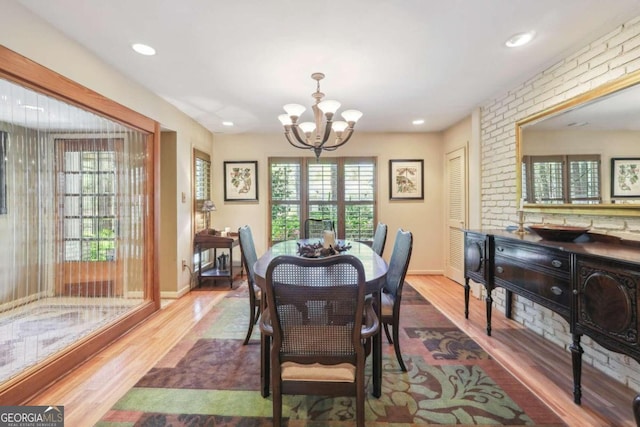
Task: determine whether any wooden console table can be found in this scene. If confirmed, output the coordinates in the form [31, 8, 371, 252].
[194, 229, 241, 288]
[464, 229, 640, 422]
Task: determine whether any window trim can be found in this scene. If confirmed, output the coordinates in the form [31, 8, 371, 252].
[193, 148, 211, 233]
[268, 156, 377, 246]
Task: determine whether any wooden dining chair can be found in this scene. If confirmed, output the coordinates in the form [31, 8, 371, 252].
[371, 222, 388, 256]
[304, 218, 334, 239]
[238, 225, 261, 345]
[259, 254, 379, 427]
[381, 228, 413, 371]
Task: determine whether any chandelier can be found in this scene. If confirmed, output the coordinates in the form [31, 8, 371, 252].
[278, 73, 362, 159]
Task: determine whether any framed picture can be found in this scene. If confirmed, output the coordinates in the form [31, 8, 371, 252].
[611, 157, 640, 198]
[389, 159, 424, 200]
[224, 161, 258, 202]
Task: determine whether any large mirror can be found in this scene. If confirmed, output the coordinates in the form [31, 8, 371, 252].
[516, 70, 640, 216]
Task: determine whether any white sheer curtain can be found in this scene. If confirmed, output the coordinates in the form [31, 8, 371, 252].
[0, 77, 149, 382]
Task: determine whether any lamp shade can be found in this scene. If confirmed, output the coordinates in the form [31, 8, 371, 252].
[318, 100, 341, 115]
[202, 200, 216, 212]
[283, 103, 306, 118]
[332, 120, 348, 133]
[298, 122, 316, 134]
[341, 109, 363, 123]
[278, 114, 292, 126]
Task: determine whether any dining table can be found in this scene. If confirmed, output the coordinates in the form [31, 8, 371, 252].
[253, 239, 388, 398]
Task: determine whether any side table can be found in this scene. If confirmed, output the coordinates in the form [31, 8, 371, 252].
[194, 229, 241, 288]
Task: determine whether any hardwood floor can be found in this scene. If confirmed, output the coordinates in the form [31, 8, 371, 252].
[410, 275, 637, 427]
[27, 275, 636, 426]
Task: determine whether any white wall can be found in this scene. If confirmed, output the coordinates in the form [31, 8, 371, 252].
[480, 14, 640, 390]
[213, 131, 445, 274]
[0, 0, 214, 295]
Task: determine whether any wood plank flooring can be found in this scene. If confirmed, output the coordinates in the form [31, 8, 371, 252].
[27, 275, 636, 426]
[410, 275, 637, 427]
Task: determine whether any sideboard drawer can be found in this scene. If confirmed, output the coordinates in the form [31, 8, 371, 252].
[494, 238, 570, 273]
[493, 237, 571, 316]
[494, 254, 571, 315]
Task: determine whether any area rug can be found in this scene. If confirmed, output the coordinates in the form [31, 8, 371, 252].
[97, 283, 565, 426]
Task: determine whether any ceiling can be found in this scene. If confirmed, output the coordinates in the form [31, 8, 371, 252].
[16, 0, 640, 135]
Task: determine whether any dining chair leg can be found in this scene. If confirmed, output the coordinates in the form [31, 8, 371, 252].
[243, 303, 257, 345]
[356, 371, 365, 427]
[392, 321, 407, 372]
[383, 323, 393, 344]
[372, 292, 382, 398]
[272, 381, 282, 426]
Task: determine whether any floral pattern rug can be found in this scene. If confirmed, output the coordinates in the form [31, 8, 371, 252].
[98, 284, 565, 426]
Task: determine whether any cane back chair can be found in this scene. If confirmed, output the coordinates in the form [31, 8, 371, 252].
[259, 254, 379, 427]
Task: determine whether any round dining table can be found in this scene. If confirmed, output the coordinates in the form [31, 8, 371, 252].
[253, 239, 388, 398]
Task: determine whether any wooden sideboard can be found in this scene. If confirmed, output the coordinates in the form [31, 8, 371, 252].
[464, 229, 640, 420]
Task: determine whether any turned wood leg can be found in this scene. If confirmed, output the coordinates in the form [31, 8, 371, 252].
[464, 278, 470, 319]
[260, 298, 270, 398]
[485, 292, 493, 336]
[372, 290, 382, 398]
[633, 395, 640, 426]
[505, 289, 513, 319]
[570, 333, 583, 405]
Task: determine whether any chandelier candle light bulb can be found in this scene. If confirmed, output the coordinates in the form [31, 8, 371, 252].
[279, 72, 362, 159]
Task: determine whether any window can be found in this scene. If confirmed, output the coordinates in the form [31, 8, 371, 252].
[269, 157, 376, 245]
[522, 155, 601, 204]
[57, 139, 119, 261]
[193, 149, 211, 231]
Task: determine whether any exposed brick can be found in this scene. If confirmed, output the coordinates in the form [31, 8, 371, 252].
[609, 46, 640, 69]
[588, 46, 623, 68]
[577, 43, 607, 64]
[480, 15, 640, 391]
[591, 217, 626, 231]
[625, 57, 640, 73]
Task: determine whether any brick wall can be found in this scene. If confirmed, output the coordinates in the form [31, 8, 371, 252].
[480, 16, 640, 391]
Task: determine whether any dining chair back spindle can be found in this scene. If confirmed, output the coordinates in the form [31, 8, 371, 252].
[381, 228, 413, 371]
[238, 225, 261, 345]
[259, 254, 379, 427]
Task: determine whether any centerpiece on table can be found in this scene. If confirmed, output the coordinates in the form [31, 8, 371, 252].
[297, 240, 352, 258]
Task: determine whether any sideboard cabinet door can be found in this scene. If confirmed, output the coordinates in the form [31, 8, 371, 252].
[574, 255, 640, 360]
[464, 231, 490, 285]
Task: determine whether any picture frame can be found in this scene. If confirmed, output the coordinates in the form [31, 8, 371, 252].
[611, 157, 640, 198]
[224, 161, 258, 202]
[389, 159, 424, 200]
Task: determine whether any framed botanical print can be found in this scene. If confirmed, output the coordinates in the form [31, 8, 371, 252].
[389, 159, 424, 200]
[611, 157, 640, 198]
[224, 161, 258, 202]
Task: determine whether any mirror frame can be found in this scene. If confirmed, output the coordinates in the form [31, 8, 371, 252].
[516, 69, 640, 217]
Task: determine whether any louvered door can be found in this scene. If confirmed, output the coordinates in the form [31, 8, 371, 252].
[445, 147, 466, 283]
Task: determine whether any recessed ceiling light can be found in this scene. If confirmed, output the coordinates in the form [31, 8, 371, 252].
[132, 43, 156, 56]
[222, 121, 234, 127]
[412, 119, 425, 125]
[505, 31, 535, 48]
